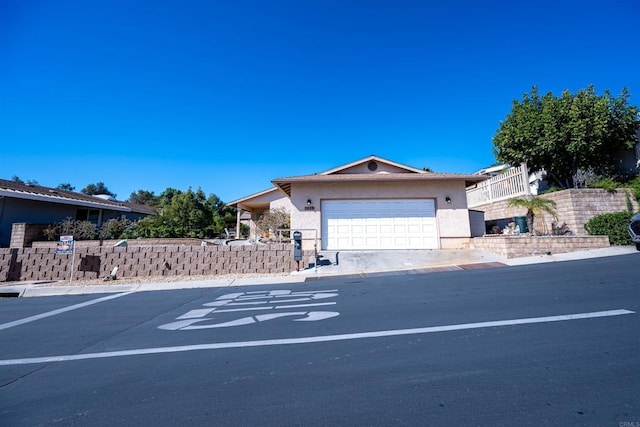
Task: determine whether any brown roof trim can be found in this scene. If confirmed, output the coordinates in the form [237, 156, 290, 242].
[226, 187, 280, 207]
[272, 173, 488, 196]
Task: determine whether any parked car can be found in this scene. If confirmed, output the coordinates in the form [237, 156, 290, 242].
[629, 213, 640, 251]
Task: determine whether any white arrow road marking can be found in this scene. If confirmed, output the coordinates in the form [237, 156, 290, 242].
[174, 302, 337, 321]
[212, 290, 338, 303]
[159, 311, 341, 330]
[212, 302, 337, 314]
[0, 309, 633, 366]
[177, 308, 217, 320]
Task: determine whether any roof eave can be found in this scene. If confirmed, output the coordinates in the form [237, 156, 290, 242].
[0, 189, 132, 211]
[227, 187, 281, 207]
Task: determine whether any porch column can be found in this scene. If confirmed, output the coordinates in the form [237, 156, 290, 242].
[236, 208, 242, 239]
[521, 163, 531, 197]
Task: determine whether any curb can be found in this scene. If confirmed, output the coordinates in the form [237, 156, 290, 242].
[2, 247, 637, 297]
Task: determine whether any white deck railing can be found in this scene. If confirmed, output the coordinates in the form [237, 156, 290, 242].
[466, 163, 531, 208]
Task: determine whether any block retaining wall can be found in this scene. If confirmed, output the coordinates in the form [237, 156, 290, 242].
[471, 236, 611, 258]
[474, 188, 638, 236]
[30, 238, 212, 248]
[0, 244, 313, 282]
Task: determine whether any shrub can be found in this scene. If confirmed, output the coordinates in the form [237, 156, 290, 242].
[590, 177, 622, 191]
[584, 211, 633, 245]
[256, 208, 290, 236]
[540, 186, 564, 195]
[43, 218, 97, 241]
[624, 175, 640, 202]
[98, 218, 137, 240]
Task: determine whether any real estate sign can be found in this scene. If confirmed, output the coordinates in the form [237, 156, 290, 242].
[56, 235, 76, 281]
[56, 235, 74, 254]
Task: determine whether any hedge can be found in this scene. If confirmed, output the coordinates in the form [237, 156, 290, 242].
[584, 211, 634, 245]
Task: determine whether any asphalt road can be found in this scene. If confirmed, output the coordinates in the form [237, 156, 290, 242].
[1, 254, 639, 426]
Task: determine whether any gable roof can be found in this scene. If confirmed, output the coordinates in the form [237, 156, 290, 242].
[226, 187, 280, 207]
[271, 156, 487, 196]
[318, 154, 426, 175]
[0, 179, 156, 214]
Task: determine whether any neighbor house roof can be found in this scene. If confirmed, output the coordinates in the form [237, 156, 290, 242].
[0, 179, 156, 214]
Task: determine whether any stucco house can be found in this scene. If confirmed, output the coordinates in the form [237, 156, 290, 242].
[228, 155, 487, 251]
[0, 179, 155, 247]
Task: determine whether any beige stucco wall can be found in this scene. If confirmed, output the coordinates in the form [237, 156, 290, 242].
[288, 181, 471, 250]
[270, 195, 293, 211]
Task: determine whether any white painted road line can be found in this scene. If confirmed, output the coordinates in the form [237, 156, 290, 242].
[0, 292, 135, 331]
[0, 309, 633, 366]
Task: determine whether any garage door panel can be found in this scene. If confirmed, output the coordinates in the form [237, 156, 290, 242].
[322, 199, 438, 250]
[364, 237, 382, 248]
[407, 224, 422, 233]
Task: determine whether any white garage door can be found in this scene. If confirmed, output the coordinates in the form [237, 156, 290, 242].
[322, 199, 438, 250]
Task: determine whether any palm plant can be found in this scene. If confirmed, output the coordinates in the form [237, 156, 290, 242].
[507, 196, 558, 235]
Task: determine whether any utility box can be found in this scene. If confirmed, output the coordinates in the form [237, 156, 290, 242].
[293, 231, 302, 261]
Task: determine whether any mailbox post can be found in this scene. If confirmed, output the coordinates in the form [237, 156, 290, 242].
[293, 231, 302, 271]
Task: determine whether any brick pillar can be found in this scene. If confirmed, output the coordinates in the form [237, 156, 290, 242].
[9, 223, 26, 248]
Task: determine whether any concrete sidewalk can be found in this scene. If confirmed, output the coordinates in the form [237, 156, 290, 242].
[1, 246, 637, 297]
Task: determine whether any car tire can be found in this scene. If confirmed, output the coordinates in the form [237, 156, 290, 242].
[636, 243, 640, 251]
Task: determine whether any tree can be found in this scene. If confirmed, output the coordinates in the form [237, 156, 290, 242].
[157, 187, 182, 206]
[12, 176, 38, 185]
[136, 188, 212, 238]
[132, 187, 237, 239]
[128, 190, 159, 206]
[206, 193, 237, 236]
[493, 85, 639, 189]
[161, 188, 210, 238]
[57, 183, 75, 191]
[256, 208, 290, 237]
[507, 196, 558, 235]
[81, 182, 116, 198]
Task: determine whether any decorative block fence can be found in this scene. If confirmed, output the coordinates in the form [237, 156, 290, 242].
[0, 244, 314, 282]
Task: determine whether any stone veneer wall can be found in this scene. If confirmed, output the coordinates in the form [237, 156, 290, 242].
[471, 236, 611, 258]
[475, 188, 638, 236]
[0, 244, 313, 282]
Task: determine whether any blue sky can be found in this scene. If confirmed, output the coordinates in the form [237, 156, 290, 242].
[2, 0, 639, 203]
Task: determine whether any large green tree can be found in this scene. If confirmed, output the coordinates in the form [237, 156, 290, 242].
[493, 85, 639, 188]
[136, 188, 236, 238]
[206, 193, 237, 236]
[81, 182, 117, 198]
[128, 189, 159, 206]
[56, 183, 75, 191]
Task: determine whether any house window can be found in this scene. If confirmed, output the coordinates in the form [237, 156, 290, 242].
[77, 208, 100, 223]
